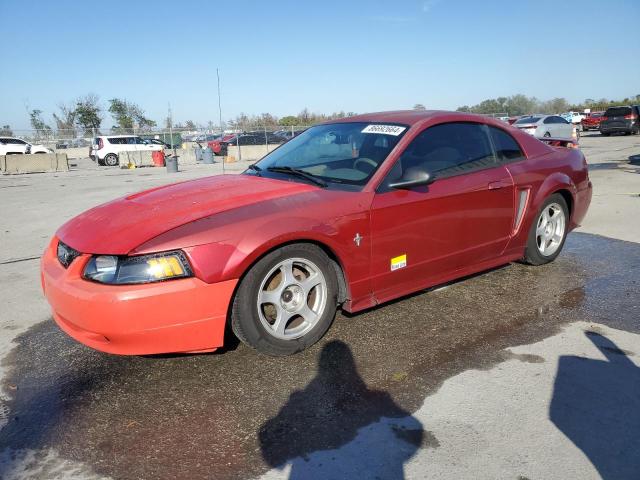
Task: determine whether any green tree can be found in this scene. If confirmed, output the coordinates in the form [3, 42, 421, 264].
[29, 109, 49, 130]
[279, 115, 299, 126]
[539, 97, 570, 114]
[76, 94, 102, 134]
[108, 98, 156, 132]
[0, 125, 12, 136]
[184, 120, 197, 130]
[505, 94, 537, 116]
[413, 103, 426, 111]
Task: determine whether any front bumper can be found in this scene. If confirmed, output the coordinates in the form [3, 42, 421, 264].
[40, 238, 237, 355]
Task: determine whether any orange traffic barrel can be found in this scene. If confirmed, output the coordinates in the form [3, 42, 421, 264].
[152, 151, 165, 167]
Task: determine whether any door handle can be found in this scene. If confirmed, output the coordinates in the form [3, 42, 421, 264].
[488, 181, 506, 190]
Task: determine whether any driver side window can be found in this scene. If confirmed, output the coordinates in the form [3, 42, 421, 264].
[380, 122, 496, 191]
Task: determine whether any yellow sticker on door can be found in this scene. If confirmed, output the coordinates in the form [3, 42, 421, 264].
[390, 254, 407, 271]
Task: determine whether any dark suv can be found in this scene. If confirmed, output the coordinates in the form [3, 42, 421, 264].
[599, 105, 640, 136]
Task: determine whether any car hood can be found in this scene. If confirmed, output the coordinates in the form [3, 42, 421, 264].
[56, 174, 317, 255]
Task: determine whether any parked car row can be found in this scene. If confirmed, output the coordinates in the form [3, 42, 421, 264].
[206, 131, 288, 155]
[55, 138, 91, 149]
[506, 104, 640, 140]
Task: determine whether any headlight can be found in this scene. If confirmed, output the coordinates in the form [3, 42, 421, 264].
[83, 251, 193, 284]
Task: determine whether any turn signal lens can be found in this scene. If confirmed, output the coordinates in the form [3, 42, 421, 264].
[147, 257, 185, 279]
[83, 251, 192, 284]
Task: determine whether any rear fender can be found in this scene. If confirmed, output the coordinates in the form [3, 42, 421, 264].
[530, 172, 577, 228]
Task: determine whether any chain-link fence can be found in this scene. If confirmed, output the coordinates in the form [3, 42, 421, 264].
[3, 124, 313, 162]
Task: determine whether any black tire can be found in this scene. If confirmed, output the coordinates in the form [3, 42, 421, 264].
[524, 193, 569, 266]
[231, 243, 338, 356]
[600, 131, 610, 136]
[104, 153, 118, 166]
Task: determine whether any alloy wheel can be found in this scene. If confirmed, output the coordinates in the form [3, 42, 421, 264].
[256, 258, 327, 340]
[535, 203, 566, 256]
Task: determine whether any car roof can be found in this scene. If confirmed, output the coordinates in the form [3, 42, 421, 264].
[99, 134, 139, 138]
[325, 110, 450, 126]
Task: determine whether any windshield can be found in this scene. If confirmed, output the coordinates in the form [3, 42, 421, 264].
[515, 116, 542, 125]
[252, 122, 407, 187]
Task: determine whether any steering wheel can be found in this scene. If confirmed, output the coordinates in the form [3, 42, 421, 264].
[353, 157, 377, 174]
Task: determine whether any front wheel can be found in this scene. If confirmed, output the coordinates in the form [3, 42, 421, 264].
[231, 243, 338, 356]
[524, 194, 569, 265]
[104, 153, 118, 166]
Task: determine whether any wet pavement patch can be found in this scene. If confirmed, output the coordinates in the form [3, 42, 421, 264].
[0, 233, 639, 479]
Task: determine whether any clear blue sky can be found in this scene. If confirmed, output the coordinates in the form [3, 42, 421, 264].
[1, 0, 639, 129]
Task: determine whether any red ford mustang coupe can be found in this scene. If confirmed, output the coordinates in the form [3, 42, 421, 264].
[41, 111, 592, 356]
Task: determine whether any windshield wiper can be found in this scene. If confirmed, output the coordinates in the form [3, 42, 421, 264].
[246, 163, 262, 175]
[266, 166, 327, 188]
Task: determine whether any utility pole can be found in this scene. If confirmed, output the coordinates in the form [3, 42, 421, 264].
[217, 68, 224, 174]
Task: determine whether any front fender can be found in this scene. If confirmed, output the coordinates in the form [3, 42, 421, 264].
[183, 210, 372, 300]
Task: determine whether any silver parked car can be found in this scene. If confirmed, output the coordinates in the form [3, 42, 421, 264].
[514, 115, 574, 140]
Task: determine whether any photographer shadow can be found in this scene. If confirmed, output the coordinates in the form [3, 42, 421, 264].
[259, 340, 427, 480]
[550, 331, 640, 479]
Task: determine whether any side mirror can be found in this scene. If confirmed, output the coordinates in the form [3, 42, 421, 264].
[389, 169, 435, 189]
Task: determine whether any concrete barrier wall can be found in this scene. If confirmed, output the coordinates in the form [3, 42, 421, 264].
[177, 149, 198, 165]
[1, 154, 69, 174]
[118, 151, 155, 167]
[226, 144, 279, 162]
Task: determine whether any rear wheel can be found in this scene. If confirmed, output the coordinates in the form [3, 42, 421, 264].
[524, 194, 569, 266]
[231, 243, 339, 356]
[104, 154, 118, 166]
[600, 131, 610, 136]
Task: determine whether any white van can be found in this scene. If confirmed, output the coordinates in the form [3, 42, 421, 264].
[91, 135, 163, 166]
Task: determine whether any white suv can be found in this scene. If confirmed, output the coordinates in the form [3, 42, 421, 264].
[91, 135, 164, 166]
[0, 137, 52, 155]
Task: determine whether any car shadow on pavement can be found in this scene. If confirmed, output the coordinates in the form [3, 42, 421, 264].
[259, 340, 427, 479]
[550, 331, 640, 480]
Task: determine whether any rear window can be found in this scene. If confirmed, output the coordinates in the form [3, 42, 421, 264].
[591, 113, 603, 118]
[515, 116, 542, 124]
[604, 107, 632, 117]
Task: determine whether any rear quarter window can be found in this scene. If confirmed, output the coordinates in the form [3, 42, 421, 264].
[489, 127, 525, 162]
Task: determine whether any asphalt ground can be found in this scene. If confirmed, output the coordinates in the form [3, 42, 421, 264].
[0, 133, 639, 480]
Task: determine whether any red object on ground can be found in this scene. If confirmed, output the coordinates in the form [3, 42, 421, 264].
[42, 110, 592, 355]
[151, 150, 165, 166]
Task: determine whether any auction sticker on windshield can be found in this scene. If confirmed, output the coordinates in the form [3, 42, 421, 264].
[361, 125, 406, 135]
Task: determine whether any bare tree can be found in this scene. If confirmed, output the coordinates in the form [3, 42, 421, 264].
[53, 102, 78, 138]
